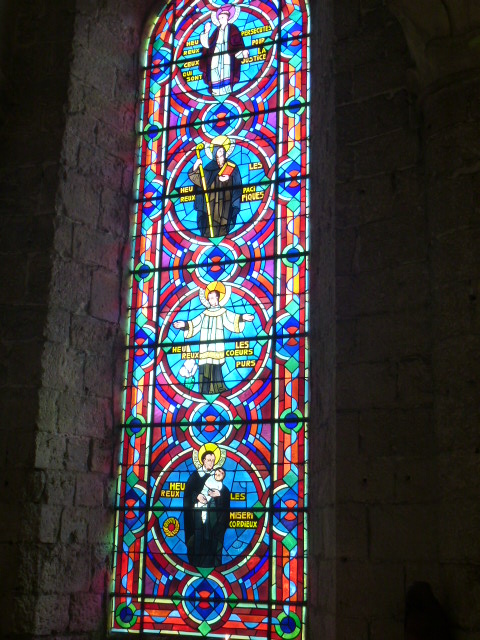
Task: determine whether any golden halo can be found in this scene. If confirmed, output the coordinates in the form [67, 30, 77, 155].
[209, 135, 231, 157]
[205, 281, 226, 302]
[196, 443, 221, 468]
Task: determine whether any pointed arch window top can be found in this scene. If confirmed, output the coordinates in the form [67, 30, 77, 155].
[113, 1, 310, 637]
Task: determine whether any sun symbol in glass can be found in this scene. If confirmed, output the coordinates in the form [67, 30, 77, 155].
[163, 517, 180, 538]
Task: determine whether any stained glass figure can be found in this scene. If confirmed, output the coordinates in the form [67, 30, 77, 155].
[112, 0, 310, 637]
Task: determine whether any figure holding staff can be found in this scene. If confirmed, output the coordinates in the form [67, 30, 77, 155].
[188, 135, 242, 238]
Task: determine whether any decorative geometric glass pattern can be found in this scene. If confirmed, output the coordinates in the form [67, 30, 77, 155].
[111, 0, 309, 637]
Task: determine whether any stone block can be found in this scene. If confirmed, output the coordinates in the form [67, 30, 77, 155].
[38, 544, 90, 594]
[355, 214, 427, 273]
[405, 561, 441, 596]
[75, 473, 104, 507]
[99, 186, 130, 237]
[70, 314, 116, 354]
[336, 411, 360, 459]
[90, 268, 120, 323]
[435, 396, 480, 452]
[431, 227, 480, 286]
[336, 168, 422, 228]
[337, 560, 403, 618]
[427, 173, 475, 236]
[369, 618, 403, 640]
[59, 174, 100, 226]
[53, 215, 74, 259]
[349, 308, 430, 364]
[50, 259, 91, 314]
[44, 305, 71, 345]
[439, 499, 480, 563]
[336, 456, 395, 503]
[432, 335, 480, 400]
[60, 506, 89, 544]
[438, 451, 480, 502]
[336, 616, 368, 640]
[369, 504, 437, 561]
[90, 437, 114, 474]
[434, 280, 480, 342]
[354, 128, 418, 176]
[337, 91, 410, 146]
[4, 594, 36, 634]
[34, 594, 70, 634]
[38, 504, 62, 543]
[335, 70, 354, 105]
[35, 433, 67, 471]
[41, 342, 85, 393]
[335, 226, 357, 276]
[337, 503, 368, 558]
[397, 357, 433, 407]
[426, 122, 480, 176]
[393, 457, 437, 503]
[58, 392, 111, 439]
[337, 361, 397, 410]
[352, 54, 410, 99]
[441, 564, 480, 630]
[84, 353, 114, 398]
[44, 470, 76, 506]
[334, 0, 361, 41]
[65, 437, 90, 472]
[73, 225, 122, 272]
[337, 262, 430, 318]
[69, 592, 103, 632]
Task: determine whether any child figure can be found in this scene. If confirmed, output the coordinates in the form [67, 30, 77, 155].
[195, 468, 226, 523]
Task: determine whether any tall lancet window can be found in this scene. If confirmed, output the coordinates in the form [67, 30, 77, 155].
[112, 1, 309, 637]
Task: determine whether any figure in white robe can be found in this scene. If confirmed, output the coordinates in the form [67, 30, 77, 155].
[173, 287, 254, 395]
[199, 5, 248, 97]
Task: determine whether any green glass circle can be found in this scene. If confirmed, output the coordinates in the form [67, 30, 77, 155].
[126, 414, 147, 438]
[134, 260, 154, 282]
[279, 409, 304, 434]
[275, 611, 302, 639]
[115, 602, 137, 629]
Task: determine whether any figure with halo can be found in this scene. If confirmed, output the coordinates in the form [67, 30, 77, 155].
[173, 281, 254, 395]
[189, 134, 242, 238]
[183, 444, 230, 567]
[199, 4, 248, 97]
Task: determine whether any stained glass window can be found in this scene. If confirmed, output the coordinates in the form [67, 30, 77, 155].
[112, 0, 309, 637]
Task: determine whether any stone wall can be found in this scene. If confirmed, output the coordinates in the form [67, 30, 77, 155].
[0, 1, 76, 635]
[334, 1, 480, 638]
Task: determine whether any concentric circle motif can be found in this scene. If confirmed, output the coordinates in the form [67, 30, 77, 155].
[115, 602, 137, 629]
[181, 576, 229, 628]
[200, 101, 244, 138]
[134, 260, 154, 282]
[126, 414, 146, 438]
[284, 96, 306, 117]
[144, 121, 162, 142]
[192, 244, 240, 285]
[163, 517, 180, 538]
[188, 403, 234, 445]
[275, 611, 302, 639]
[282, 244, 305, 268]
[279, 409, 304, 434]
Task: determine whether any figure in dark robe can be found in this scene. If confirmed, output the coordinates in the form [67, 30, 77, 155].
[188, 143, 242, 238]
[183, 451, 230, 567]
[199, 5, 249, 96]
